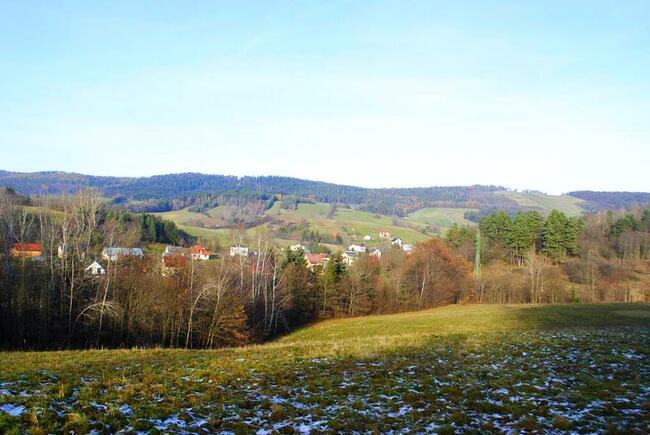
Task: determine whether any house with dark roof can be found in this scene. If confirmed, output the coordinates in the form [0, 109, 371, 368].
[101, 247, 144, 262]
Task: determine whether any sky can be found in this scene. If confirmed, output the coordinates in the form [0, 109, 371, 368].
[1, 1, 649, 194]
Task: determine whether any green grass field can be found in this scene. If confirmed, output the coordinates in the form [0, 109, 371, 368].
[1, 304, 648, 433]
[406, 207, 478, 233]
[496, 191, 586, 216]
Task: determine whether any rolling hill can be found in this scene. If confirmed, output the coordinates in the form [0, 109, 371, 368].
[3, 170, 650, 248]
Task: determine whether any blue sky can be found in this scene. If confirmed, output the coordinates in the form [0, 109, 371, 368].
[1, 1, 649, 193]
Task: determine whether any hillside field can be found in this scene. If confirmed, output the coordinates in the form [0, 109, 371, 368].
[496, 191, 585, 216]
[1, 304, 648, 433]
[406, 207, 477, 232]
[156, 202, 435, 248]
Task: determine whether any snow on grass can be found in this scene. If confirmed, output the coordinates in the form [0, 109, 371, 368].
[0, 308, 649, 433]
[0, 404, 27, 417]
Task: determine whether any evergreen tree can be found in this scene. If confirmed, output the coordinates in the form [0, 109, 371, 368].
[479, 210, 512, 246]
[542, 210, 567, 262]
[541, 210, 582, 262]
[508, 211, 533, 264]
[282, 246, 307, 269]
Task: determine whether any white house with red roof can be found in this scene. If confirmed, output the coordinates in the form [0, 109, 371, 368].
[188, 245, 212, 261]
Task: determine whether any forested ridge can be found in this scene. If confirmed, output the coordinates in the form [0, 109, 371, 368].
[3, 170, 647, 216]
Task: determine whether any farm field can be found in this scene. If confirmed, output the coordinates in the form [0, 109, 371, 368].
[406, 207, 478, 233]
[1, 304, 648, 433]
[496, 191, 586, 217]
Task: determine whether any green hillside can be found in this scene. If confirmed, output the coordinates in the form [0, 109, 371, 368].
[496, 191, 586, 216]
[1, 304, 648, 433]
[155, 194, 588, 250]
[406, 207, 477, 233]
[157, 202, 432, 248]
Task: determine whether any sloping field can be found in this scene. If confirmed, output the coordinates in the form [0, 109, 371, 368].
[496, 191, 585, 216]
[406, 207, 478, 233]
[1, 304, 648, 433]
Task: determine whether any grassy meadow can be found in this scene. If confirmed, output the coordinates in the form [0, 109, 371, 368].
[1, 304, 649, 433]
[406, 207, 477, 232]
[157, 202, 435, 248]
[496, 191, 585, 217]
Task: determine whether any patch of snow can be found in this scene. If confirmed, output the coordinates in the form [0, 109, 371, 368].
[0, 403, 27, 417]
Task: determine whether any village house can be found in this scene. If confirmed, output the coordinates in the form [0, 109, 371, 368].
[306, 253, 329, 270]
[85, 261, 106, 276]
[348, 243, 366, 253]
[363, 235, 372, 241]
[163, 245, 187, 257]
[402, 244, 415, 253]
[229, 246, 249, 257]
[290, 243, 306, 252]
[162, 255, 187, 276]
[379, 231, 391, 239]
[342, 251, 358, 266]
[391, 237, 403, 247]
[10, 243, 42, 258]
[369, 248, 382, 259]
[188, 245, 213, 261]
[101, 247, 144, 262]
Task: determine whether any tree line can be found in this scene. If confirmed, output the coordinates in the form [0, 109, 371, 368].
[0, 189, 469, 350]
[1, 188, 648, 350]
[446, 207, 650, 304]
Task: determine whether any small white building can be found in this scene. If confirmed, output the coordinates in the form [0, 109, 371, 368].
[290, 244, 306, 252]
[379, 231, 391, 239]
[391, 237, 403, 247]
[348, 244, 366, 253]
[369, 248, 382, 259]
[229, 246, 250, 257]
[342, 251, 358, 266]
[363, 235, 372, 241]
[188, 245, 213, 261]
[163, 245, 187, 257]
[402, 244, 415, 253]
[85, 261, 106, 275]
[102, 247, 144, 262]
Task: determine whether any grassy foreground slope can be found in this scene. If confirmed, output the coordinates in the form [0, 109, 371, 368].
[1, 304, 649, 433]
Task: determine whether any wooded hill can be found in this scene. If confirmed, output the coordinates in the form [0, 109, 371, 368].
[3, 170, 647, 217]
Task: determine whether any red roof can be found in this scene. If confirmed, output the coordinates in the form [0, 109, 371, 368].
[12, 243, 42, 252]
[306, 253, 329, 264]
[187, 245, 211, 255]
[163, 255, 187, 268]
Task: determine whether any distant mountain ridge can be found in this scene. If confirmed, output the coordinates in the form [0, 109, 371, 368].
[0, 170, 648, 215]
